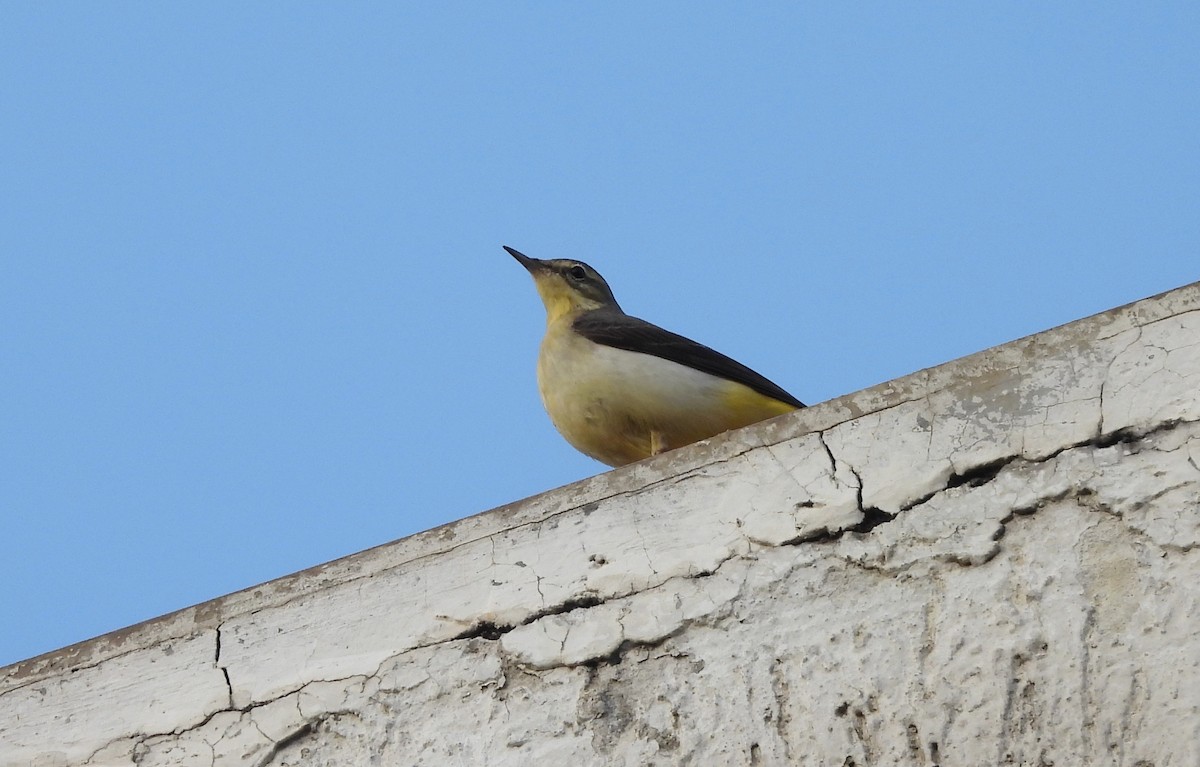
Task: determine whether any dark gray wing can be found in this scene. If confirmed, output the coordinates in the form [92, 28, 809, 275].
[573, 309, 805, 408]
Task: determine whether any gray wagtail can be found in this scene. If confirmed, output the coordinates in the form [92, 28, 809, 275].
[507, 246, 805, 467]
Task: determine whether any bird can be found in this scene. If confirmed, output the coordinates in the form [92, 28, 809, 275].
[506, 246, 805, 467]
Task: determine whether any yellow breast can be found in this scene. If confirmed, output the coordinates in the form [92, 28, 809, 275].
[536, 318, 797, 466]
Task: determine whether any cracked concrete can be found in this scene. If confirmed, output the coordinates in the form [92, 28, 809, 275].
[3, 282, 1199, 766]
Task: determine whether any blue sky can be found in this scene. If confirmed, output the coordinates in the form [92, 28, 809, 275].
[1, 4, 1196, 666]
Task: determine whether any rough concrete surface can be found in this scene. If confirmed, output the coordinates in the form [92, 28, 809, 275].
[3, 282, 1199, 767]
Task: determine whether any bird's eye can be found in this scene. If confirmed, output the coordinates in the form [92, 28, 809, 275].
[568, 265, 587, 280]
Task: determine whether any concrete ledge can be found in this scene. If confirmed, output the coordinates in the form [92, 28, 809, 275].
[3, 281, 1198, 766]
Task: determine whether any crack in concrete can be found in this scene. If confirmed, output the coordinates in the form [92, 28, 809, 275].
[981, 422, 1200, 561]
[1098, 325, 1144, 438]
[3, 631, 224, 700]
[77, 669, 377, 765]
[819, 417, 1200, 579]
[82, 699, 238, 766]
[451, 593, 607, 643]
[809, 442, 896, 542]
[815, 430, 838, 476]
[216, 622, 233, 708]
[907, 416, 1188, 517]
[777, 421, 1100, 551]
[250, 720, 315, 767]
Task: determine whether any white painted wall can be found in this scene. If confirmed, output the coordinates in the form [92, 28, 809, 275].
[3, 283, 1199, 767]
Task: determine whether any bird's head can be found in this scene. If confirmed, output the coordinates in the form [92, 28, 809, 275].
[505, 246, 622, 323]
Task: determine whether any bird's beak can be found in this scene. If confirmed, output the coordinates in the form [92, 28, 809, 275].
[504, 246, 545, 274]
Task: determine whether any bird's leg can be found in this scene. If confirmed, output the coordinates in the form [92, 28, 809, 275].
[649, 430, 668, 456]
